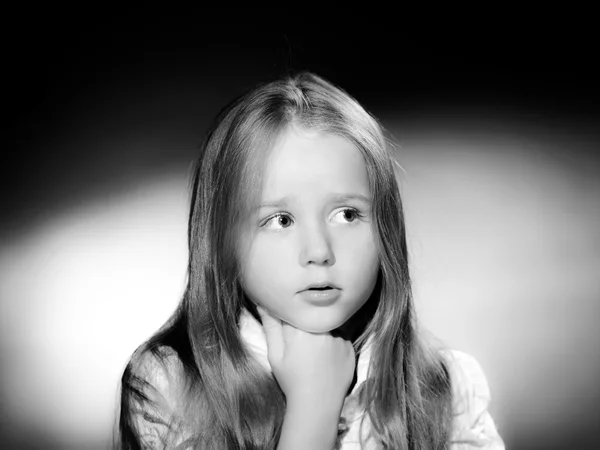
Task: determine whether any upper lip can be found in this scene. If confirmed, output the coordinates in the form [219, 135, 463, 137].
[301, 282, 340, 292]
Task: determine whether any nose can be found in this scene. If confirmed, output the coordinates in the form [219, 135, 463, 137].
[299, 223, 335, 266]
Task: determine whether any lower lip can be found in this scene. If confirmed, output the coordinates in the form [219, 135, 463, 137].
[298, 289, 341, 305]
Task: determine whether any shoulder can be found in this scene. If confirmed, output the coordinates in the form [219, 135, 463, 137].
[442, 350, 505, 449]
[125, 344, 189, 419]
[128, 345, 184, 393]
[122, 345, 191, 449]
[443, 350, 491, 406]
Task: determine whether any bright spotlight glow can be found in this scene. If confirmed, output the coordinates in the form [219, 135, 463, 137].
[0, 173, 189, 447]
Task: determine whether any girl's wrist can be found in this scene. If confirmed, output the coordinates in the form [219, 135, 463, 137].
[278, 398, 342, 450]
[284, 380, 350, 403]
[286, 391, 345, 416]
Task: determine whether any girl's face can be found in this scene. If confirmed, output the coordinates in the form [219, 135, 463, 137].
[238, 126, 380, 333]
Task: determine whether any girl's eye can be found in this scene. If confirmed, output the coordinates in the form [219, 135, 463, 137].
[262, 213, 294, 230]
[332, 208, 363, 224]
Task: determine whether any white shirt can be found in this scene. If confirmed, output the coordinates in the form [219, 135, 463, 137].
[129, 309, 505, 449]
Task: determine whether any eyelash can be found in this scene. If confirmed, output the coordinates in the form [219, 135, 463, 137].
[260, 208, 365, 229]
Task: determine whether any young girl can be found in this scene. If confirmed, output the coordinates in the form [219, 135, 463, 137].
[117, 72, 505, 449]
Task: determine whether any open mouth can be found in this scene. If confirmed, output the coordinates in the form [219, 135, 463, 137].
[308, 286, 333, 291]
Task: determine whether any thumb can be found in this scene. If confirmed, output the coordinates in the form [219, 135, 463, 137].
[256, 305, 284, 362]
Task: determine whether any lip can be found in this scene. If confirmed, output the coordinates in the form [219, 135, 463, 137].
[301, 281, 340, 291]
[297, 287, 341, 306]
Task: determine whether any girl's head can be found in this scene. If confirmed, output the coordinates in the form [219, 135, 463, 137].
[239, 126, 380, 334]
[188, 72, 408, 347]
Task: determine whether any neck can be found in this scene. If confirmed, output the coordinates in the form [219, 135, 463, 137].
[331, 296, 378, 346]
[243, 295, 377, 348]
[239, 303, 374, 397]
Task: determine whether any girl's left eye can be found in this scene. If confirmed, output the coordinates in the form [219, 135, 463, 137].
[332, 208, 363, 223]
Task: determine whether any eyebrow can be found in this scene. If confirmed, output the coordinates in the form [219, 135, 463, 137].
[258, 194, 371, 209]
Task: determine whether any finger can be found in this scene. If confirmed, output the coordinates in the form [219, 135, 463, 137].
[256, 306, 284, 361]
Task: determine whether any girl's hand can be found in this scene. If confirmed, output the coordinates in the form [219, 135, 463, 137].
[256, 305, 356, 405]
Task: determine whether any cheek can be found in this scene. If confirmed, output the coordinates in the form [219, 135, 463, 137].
[338, 227, 379, 261]
[239, 239, 298, 314]
[337, 230, 379, 284]
[241, 238, 293, 288]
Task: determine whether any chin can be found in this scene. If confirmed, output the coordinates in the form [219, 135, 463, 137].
[293, 323, 337, 333]
[288, 312, 349, 334]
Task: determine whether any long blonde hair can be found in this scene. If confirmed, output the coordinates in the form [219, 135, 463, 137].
[118, 72, 452, 449]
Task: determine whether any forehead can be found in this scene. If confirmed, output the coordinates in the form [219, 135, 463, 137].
[261, 127, 370, 200]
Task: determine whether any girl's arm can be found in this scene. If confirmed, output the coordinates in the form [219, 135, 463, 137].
[278, 393, 345, 450]
[257, 306, 355, 450]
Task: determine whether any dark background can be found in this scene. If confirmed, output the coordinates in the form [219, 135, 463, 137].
[5, 17, 598, 235]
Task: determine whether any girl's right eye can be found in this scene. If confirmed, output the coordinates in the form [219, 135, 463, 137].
[262, 213, 294, 230]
